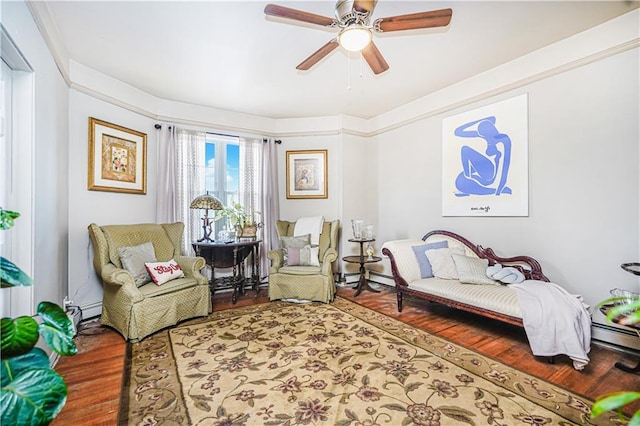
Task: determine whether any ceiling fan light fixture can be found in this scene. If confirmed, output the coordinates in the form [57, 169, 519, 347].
[338, 25, 372, 52]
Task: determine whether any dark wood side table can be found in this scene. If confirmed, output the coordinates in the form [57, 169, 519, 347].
[192, 240, 261, 304]
[343, 238, 382, 297]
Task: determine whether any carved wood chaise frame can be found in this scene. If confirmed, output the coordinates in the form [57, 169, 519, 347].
[382, 230, 550, 328]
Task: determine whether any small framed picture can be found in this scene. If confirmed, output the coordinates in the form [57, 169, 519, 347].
[286, 150, 328, 199]
[88, 117, 147, 194]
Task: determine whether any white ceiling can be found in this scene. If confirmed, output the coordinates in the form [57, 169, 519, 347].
[40, 1, 638, 119]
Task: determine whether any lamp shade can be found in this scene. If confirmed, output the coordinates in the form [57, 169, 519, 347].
[338, 25, 372, 52]
[190, 193, 223, 210]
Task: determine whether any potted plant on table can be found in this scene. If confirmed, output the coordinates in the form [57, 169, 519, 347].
[213, 203, 262, 239]
[0, 208, 77, 425]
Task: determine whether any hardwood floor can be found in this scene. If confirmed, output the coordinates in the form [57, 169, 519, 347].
[53, 285, 640, 425]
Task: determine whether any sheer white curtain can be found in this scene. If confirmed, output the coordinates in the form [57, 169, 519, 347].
[239, 137, 262, 225]
[174, 128, 206, 254]
[239, 137, 276, 276]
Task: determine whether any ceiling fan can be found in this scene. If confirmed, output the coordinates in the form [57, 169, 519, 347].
[264, 0, 453, 75]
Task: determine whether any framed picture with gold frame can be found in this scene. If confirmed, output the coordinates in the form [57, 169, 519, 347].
[286, 149, 328, 199]
[88, 117, 147, 194]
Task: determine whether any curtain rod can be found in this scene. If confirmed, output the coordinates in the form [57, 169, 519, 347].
[155, 124, 278, 142]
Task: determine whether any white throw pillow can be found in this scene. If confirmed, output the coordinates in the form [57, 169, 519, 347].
[145, 259, 185, 286]
[451, 254, 498, 285]
[283, 245, 320, 267]
[118, 242, 157, 287]
[425, 246, 464, 279]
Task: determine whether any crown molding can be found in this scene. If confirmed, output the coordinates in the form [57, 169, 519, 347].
[27, 5, 639, 138]
[25, 1, 71, 85]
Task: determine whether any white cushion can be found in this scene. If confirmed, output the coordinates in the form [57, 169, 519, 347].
[145, 259, 185, 285]
[283, 245, 320, 267]
[426, 246, 464, 279]
[451, 254, 498, 285]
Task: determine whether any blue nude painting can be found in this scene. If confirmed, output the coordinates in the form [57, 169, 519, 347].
[442, 94, 528, 217]
[454, 116, 512, 197]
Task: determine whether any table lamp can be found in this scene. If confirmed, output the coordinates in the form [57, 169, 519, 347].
[190, 192, 223, 242]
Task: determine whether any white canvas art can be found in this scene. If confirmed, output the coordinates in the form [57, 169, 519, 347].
[442, 94, 529, 216]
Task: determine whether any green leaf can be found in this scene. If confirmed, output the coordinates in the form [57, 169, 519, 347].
[629, 410, 640, 426]
[1, 349, 50, 387]
[0, 209, 20, 230]
[591, 392, 640, 418]
[0, 367, 67, 425]
[0, 257, 33, 288]
[1, 316, 39, 359]
[37, 302, 77, 356]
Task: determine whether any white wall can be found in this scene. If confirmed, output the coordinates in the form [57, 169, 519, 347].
[340, 134, 379, 277]
[67, 90, 159, 317]
[376, 48, 639, 344]
[2, 1, 69, 310]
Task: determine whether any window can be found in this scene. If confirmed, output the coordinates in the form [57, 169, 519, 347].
[173, 128, 263, 253]
[1, 28, 35, 318]
[204, 133, 240, 206]
[204, 133, 240, 236]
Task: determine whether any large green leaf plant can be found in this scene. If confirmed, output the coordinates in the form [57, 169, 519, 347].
[0, 208, 77, 425]
[591, 295, 640, 426]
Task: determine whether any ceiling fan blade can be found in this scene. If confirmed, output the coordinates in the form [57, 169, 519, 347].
[376, 8, 452, 32]
[296, 40, 340, 71]
[361, 41, 389, 75]
[353, 0, 378, 14]
[264, 4, 335, 27]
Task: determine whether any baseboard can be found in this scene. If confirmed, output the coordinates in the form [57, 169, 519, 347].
[341, 271, 395, 287]
[592, 322, 640, 352]
[369, 271, 395, 287]
[79, 301, 102, 322]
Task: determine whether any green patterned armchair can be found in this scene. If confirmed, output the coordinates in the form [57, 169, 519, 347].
[267, 220, 339, 303]
[88, 222, 211, 342]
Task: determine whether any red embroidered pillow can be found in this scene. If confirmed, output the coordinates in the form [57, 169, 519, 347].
[144, 259, 185, 285]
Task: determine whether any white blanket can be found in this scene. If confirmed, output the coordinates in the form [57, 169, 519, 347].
[294, 216, 324, 245]
[511, 280, 591, 370]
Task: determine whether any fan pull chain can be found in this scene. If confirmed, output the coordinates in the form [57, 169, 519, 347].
[347, 51, 352, 91]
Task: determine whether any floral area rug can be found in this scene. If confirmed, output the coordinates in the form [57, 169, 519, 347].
[119, 297, 616, 425]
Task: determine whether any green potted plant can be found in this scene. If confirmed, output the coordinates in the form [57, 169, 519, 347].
[213, 203, 248, 237]
[0, 208, 77, 425]
[214, 204, 263, 239]
[591, 293, 640, 426]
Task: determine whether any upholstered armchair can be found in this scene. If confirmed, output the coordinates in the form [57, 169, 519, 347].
[267, 220, 339, 303]
[88, 222, 211, 342]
